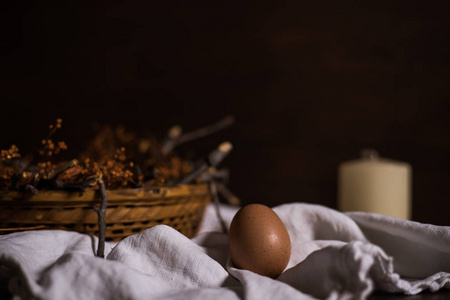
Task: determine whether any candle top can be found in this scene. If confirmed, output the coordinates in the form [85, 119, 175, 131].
[340, 148, 411, 168]
[360, 148, 379, 160]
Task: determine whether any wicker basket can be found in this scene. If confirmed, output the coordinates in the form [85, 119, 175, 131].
[0, 183, 211, 241]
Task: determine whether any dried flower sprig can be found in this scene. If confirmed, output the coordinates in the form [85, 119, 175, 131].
[0, 116, 233, 194]
[38, 119, 67, 158]
[1, 145, 21, 161]
[0, 145, 22, 191]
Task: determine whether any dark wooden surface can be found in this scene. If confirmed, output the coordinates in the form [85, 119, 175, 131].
[2, 1, 450, 225]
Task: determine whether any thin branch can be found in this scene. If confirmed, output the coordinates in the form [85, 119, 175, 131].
[197, 168, 230, 183]
[210, 181, 228, 234]
[94, 175, 108, 258]
[47, 159, 78, 180]
[174, 142, 233, 186]
[55, 176, 98, 191]
[215, 181, 240, 206]
[161, 115, 235, 154]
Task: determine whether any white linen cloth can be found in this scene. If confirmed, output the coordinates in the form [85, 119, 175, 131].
[0, 202, 449, 300]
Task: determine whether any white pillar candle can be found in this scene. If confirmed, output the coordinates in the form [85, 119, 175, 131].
[337, 149, 412, 220]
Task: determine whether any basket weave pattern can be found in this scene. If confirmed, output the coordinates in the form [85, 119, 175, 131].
[0, 184, 210, 241]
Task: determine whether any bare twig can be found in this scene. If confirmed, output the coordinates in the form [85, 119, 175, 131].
[160, 125, 182, 155]
[161, 115, 235, 154]
[30, 160, 79, 190]
[93, 175, 108, 258]
[175, 163, 208, 186]
[47, 159, 78, 180]
[174, 142, 233, 185]
[55, 176, 98, 191]
[197, 167, 230, 183]
[210, 181, 228, 234]
[215, 181, 240, 206]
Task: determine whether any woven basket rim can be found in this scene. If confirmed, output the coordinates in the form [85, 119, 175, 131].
[0, 183, 212, 240]
[0, 183, 210, 205]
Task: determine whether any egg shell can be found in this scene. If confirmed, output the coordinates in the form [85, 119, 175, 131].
[228, 204, 291, 278]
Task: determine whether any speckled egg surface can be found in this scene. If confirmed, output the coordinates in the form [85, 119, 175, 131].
[228, 204, 291, 278]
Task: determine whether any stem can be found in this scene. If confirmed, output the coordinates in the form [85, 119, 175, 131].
[47, 159, 78, 180]
[175, 142, 233, 185]
[215, 181, 240, 206]
[95, 175, 108, 258]
[210, 181, 228, 234]
[161, 115, 235, 154]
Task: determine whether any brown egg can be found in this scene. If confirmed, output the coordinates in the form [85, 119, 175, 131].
[228, 204, 291, 278]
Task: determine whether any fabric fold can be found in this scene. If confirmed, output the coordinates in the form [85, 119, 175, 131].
[106, 224, 233, 289]
[0, 202, 449, 300]
[347, 212, 450, 278]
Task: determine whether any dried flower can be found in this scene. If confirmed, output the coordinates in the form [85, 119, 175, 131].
[0, 120, 193, 191]
[1, 145, 21, 161]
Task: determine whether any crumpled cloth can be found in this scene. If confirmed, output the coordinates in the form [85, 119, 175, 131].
[0, 203, 449, 300]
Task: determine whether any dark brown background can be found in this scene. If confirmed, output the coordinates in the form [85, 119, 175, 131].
[2, 1, 449, 225]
